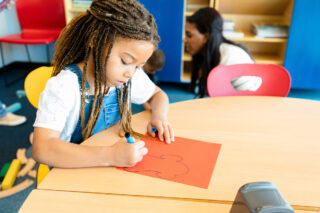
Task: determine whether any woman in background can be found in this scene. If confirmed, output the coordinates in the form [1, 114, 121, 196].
[184, 7, 254, 97]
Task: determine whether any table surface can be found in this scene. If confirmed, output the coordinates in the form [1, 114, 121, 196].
[19, 189, 316, 213]
[19, 189, 234, 213]
[37, 96, 320, 209]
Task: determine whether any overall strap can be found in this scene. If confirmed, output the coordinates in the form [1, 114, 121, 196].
[65, 64, 90, 91]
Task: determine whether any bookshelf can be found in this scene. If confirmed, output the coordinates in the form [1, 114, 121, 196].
[63, 0, 88, 23]
[181, 0, 294, 82]
[215, 0, 294, 64]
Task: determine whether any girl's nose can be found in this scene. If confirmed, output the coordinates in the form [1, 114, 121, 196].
[124, 68, 135, 79]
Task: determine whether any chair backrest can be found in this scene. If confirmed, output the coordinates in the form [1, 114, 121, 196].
[24, 66, 53, 109]
[207, 64, 291, 97]
[24, 66, 53, 186]
[16, 0, 65, 32]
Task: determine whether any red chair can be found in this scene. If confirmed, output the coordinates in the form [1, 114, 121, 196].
[207, 64, 291, 97]
[0, 0, 65, 87]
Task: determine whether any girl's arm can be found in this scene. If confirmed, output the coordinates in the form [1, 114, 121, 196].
[145, 86, 174, 144]
[32, 127, 147, 168]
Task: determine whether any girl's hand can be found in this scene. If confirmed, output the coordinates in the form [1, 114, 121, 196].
[109, 138, 148, 167]
[147, 116, 174, 144]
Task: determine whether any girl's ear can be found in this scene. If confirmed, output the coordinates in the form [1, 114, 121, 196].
[204, 32, 210, 43]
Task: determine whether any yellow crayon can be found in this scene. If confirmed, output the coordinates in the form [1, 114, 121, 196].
[1, 159, 22, 190]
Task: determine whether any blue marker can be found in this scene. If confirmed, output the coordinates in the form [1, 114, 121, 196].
[151, 126, 158, 135]
[125, 132, 135, 143]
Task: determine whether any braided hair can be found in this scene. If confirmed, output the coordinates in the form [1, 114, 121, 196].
[52, 0, 160, 140]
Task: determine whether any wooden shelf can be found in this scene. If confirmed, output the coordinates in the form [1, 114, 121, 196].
[253, 53, 283, 65]
[181, 70, 191, 82]
[185, 10, 195, 16]
[69, 8, 87, 13]
[183, 50, 284, 64]
[216, 0, 292, 15]
[226, 31, 287, 43]
[183, 53, 192, 62]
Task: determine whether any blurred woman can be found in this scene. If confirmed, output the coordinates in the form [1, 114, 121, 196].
[184, 7, 254, 97]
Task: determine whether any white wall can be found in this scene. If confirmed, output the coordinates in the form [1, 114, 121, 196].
[0, 5, 54, 68]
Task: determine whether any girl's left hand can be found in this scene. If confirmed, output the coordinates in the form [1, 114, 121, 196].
[147, 117, 174, 144]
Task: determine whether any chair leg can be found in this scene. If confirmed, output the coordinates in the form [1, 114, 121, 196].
[46, 44, 50, 64]
[25, 45, 32, 62]
[0, 43, 10, 87]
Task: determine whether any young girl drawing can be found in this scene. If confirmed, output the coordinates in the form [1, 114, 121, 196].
[32, 0, 174, 168]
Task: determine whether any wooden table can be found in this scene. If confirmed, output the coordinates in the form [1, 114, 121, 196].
[19, 189, 234, 213]
[20, 97, 320, 212]
[19, 189, 314, 213]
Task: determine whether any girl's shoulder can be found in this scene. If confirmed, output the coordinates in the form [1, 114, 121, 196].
[47, 68, 79, 89]
[55, 68, 79, 82]
[220, 43, 247, 54]
[43, 68, 80, 101]
[219, 43, 254, 65]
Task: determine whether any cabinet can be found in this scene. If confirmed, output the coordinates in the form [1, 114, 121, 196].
[284, 0, 320, 89]
[181, 0, 294, 82]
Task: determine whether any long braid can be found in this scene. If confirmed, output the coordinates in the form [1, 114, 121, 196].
[52, 0, 160, 140]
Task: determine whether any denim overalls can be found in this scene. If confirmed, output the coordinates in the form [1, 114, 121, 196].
[67, 64, 121, 144]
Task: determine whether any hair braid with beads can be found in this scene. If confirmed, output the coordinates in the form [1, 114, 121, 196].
[52, 0, 160, 140]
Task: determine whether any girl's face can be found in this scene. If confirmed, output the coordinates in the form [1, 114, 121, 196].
[184, 22, 208, 56]
[105, 37, 154, 87]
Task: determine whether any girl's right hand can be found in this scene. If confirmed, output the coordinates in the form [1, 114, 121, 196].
[109, 138, 148, 167]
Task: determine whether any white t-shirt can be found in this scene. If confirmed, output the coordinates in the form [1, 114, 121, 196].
[219, 43, 262, 91]
[219, 43, 254, 65]
[34, 67, 156, 141]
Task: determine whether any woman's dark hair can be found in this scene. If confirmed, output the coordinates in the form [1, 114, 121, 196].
[187, 7, 252, 97]
[52, 0, 160, 140]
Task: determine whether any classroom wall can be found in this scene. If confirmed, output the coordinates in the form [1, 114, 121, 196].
[0, 6, 53, 68]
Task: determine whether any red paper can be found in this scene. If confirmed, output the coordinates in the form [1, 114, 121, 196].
[118, 136, 221, 189]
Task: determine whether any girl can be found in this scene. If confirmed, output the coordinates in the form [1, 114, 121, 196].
[184, 7, 254, 97]
[32, 0, 174, 168]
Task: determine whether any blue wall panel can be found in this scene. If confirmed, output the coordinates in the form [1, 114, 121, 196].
[284, 0, 320, 89]
[137, 0, 184, 82]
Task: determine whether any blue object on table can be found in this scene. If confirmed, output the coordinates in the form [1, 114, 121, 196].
[151, 127, 157, 133]
[125, 132, 135, 144]
[151, 126, 158, 136]
[6, 102, 22, 113]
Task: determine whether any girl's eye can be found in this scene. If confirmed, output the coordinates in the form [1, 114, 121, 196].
[185, 33, 191, 39]
[121, 59, 129, 65]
